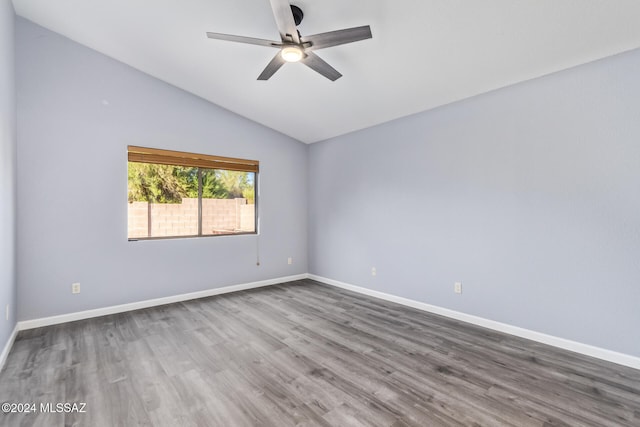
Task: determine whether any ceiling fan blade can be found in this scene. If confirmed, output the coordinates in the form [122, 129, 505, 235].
[304, 26, 372, 51]
[269, 0, 300, 44]
[300, 52, 342, 81]
[257, 52, 286, 80]
[206, 32, 281, 48]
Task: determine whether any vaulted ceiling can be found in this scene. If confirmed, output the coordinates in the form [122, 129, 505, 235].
[12, 0, 640, 143]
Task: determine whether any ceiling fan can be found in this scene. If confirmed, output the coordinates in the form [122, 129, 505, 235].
[206, 0, 372, 81]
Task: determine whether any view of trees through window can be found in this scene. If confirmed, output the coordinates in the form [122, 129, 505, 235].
[127, 162, 256, 239]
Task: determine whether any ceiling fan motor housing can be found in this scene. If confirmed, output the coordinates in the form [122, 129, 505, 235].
[291, 5, 303, 26]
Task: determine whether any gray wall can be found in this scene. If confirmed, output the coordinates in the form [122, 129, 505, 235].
[16, 18, 308, 321]
[309, 48, 640, 356]
[0, 0, 17, 351]
[11, 13, 640, 358]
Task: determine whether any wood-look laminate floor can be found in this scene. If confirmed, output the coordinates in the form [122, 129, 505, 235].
[1, 279, 639, 426]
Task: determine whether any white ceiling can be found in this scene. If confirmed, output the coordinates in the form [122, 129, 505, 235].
[12, 0, 640, 143]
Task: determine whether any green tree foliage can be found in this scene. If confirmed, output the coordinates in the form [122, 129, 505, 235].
[174, 166, 199, 198]
[201, 169, 229, 198]
[128, 163, 254, 203]
[128, 163, 185, 203]
[216, 170, 254, 200]
[242, 186, 255, 204]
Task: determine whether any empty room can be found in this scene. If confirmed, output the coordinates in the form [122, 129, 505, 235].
[1, 0, 639, 425]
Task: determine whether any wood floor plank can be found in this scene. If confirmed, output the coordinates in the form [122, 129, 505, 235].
[1, 279, 639, 426]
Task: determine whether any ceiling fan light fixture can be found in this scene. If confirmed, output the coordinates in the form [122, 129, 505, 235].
[281, 46, 304, 62]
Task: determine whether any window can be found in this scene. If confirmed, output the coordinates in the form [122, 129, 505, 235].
[127, 146, 258, 240]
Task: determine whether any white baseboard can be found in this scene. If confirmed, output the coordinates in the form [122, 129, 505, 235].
[0, 324, 19, 373]
[17, 274, 307, 331]
[11, 272, 640, 371]
[308, 274, 640, 370]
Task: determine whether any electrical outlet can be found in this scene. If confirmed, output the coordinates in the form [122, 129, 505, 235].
[288, 257, 293, 265]
[371, 267, 377, 276]
[72, 282, 81, 294]
[454, 282, 462, 294]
